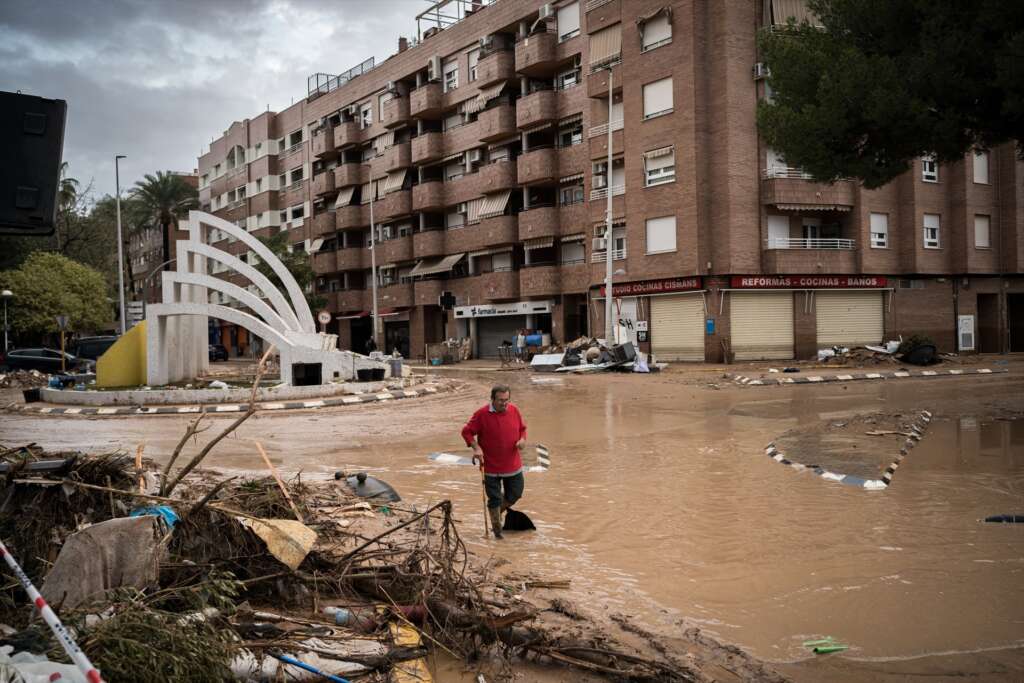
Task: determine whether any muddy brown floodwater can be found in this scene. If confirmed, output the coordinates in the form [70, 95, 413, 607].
[3, 369, 1024, 681]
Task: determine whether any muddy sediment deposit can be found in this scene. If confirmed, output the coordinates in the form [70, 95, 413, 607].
[2, 363, 1023, 681]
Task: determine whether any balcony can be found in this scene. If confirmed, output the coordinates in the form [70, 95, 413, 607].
[410, 83, 443, 118]
[377, 235, 413, 264]
[587, 61, 622, 98]
[520, 264, 560, 297]
[560, 261, 591, 292]
[336, 204, 368, 229]
[474, 269, 520, 301]
[334, 162, 367, 188]
[763, 243, 857, 274]
[336, 247, 366, 271]
[312, 171, 335, 197]
[334, 120, 363, 149]
[760, 173, 857, 208]
[378, 282, 414, 308]
[311, 211, 337, 236]
[412, 180, 445, 212]
[590, 184, 625, 201]
[382, 191, 414, 222]
[516, 90, 557, 129]
[478, 104, 516, 142]
[312, 250, 337, 273]
[414, 278, 446, 307]
[766, 237, 855, 250]
[518, 147, 558, 185]
[382, 142, 412, 171]
[411, 132, 444, 164]
[518, 205, 559, 241]
[478, 159, 517, 193]
[382, 97, 411, 129]
[476, 50, 515, 86]
[413, 228, 446, 258]
[312, 128, 335, 158]
[478, 215, 518, 247]
[515, 32, 558, 77]
[328, 289, 367, 312]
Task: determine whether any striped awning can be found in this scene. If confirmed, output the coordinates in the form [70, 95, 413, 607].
[775, 203, 852, 212]
[409, 252, 465, 277]
[374, 131, 394, 153]
[522, 121, 554, 134]
[559, 173, 584, 184]
[382, 169, 408, 194]
[469, 246, 512, 257]
[334, 186, 355, 208]
[770, 0, 822, 26]
[558, 113, 583, 128]
[462, 95, 484, 114]
[561, 233, 585, 242]
[644, 145, 674, 159]
[310, 238, 325, 253]
[478, 190, 512, 218]
[475, 80, 508, 110]
[524, 237, 555, 249]
[466, 197, 484, 223]
[589, 23, 622, 65]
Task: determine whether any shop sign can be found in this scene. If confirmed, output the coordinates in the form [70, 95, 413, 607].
[598, 276, 702, 297]
[453, 300, 554, 319]
[729, 275, 888, 289]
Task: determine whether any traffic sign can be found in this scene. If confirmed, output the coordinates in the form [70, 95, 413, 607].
[317, 310, 331, 325]
[55, 314, 69, 331]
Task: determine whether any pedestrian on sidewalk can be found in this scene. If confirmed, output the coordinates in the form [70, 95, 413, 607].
[461, 384, 527, 539]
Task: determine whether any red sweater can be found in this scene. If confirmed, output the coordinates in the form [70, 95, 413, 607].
[461, 403, 527, 475]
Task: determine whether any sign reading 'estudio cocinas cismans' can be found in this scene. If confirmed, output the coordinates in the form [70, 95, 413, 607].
[730, 275, 888, 288]
[598, 277, 702, 297]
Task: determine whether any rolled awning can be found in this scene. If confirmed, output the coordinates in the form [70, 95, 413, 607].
[334, 186, 355, 208]
[559, 173, 584, 184]
[409, 252, 465, 277]
[775, 203, 852, 212]
[524, 237, 554, 249]
[469, 246, 511, 257]
[561, 233, 585, 242]
[558, 113, 583, 128]
[478, 190, 511, 218]
[382, 168, 408, 194]
[644, 145, 674, 159]
[637, 5, 671, 24]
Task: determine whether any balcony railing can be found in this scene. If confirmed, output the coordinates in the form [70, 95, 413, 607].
[762, 166, 814, 180]
[766, 238, 855, 250]
[591, 248, 626, 262]
[589, 184, 624, 201]
[588, 119, 623, 138]
[281, 142, 303, 157]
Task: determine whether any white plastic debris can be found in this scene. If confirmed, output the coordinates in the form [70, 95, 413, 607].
[0, 645, 87, 683]
[208, 380, 229, 390]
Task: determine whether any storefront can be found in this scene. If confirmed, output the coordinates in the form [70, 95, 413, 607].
[815, 290, 884, 347]
[594, 277, 705, 361]
[454, 300, 555, 358]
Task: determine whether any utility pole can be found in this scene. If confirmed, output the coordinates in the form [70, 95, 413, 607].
[368, 181, 381, 351]
[604, 67, 615, 344]
[115, 155, 128, 335]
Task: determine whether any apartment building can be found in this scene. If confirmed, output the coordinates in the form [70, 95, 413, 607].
[195, 0, 1024, 361]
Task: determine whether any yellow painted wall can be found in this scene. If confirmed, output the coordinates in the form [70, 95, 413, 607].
[96, 321, 147, 387]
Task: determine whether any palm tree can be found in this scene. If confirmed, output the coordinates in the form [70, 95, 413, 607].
[54, 161, 80, 250]
[132, 171, 199, 275]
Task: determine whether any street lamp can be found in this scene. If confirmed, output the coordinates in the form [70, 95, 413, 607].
[368, 182, 381, 352]
[1, 289, 12, 351]
[115, 154, 128, 335]
[603, 65, 616, 344]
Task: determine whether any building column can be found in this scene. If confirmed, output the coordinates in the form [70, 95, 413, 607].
[793, 291, 817, 360]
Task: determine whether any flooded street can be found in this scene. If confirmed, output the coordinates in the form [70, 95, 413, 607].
[3, 369, 1023, 680]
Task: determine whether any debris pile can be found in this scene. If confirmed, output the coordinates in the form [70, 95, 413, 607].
[532, 338, 667, 374]
[0, 370, 50, 389]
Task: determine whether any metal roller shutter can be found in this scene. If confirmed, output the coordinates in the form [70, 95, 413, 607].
[650, 295, 705, 361]
[476, 315, 526, 358]
[731, 291, 794, 360]
[816, 291, 883, 347]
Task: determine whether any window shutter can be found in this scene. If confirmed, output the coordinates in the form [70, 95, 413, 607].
[870, 213, 888, 237]
[973, 151, 989, 184]
[974, 215, 990, 247]
[467, 49, 479, 70]
[646, 215, 677, 253]
[643, 147, 674, 170]
[557, 2, 580, 39]
[642, 13, 672, 49]
[642, 78, 673, 117]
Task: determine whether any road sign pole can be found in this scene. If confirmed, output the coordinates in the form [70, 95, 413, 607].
[60, 330, 65, 373]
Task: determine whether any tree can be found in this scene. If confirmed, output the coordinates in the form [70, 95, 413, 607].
[132, 171, 198, 273]
[757, 0, 1024, 188]
[253, 232, 326, 313]
[0, 252, 112, 340]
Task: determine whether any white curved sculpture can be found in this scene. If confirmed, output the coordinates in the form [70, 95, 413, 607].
[146, 211, 376, 386]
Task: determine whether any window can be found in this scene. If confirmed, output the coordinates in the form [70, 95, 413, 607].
[359, 102, 373, 129]
[973, 150, 989, 184]
[640, 12, 672, 52]
[870, 212, 888, 248]
[467, 49, 479, 82]
[288, 129, 303, 147]
[255, 142, 263, 156]
[445, 160, 465, 181]
[555, 63, 581, 90]
[921, 155, 938, 182]
[378, 91, 394, 120]
[644, 147, 675, 186]
[646, 215, 676, 253]
[588, 23, 622, 71]
[560, 239, 585, 264]
[446, 208, 466, 229]
[974, 214, 990, 248]
[255, 178, 263, 193]
[642, 77, 673, 119]
[291, 204, 305, 220]
[559, 181, 584, 206]
[557, 2, 580, 42]
[443, 111, 463, 131]
[557, 118, 583, 147]
[289, 167, 303, 184]
[278, 173, 286, 188]
[443, 59, 459, 92]
[923, 213, 940, 248]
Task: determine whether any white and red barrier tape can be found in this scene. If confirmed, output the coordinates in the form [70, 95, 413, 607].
[0, 537, 105, 683]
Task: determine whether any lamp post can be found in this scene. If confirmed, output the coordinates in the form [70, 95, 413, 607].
[603, 66, 616, 344]
[115, 155, 127, 335]
[1, 290, 12, 352]
[368, 182, 381, 351]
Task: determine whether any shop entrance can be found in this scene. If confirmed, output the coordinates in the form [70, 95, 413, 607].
[1009, 294, 1024, 352]
[977, 294, 1000, 353]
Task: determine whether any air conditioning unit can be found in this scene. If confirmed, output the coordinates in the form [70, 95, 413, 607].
[592, 237, 607, 251]
[538, 3, 554, 20]
[479, 35, 494, 51]
[427, 55, 442, 82]
[457, 202, 468, 213]
[345, 104, 357, 116]
[593, 175, 608, 189]
[467, 148, 482, 163]
[753, 62, 770, 80]
[386, 80, 396, 93]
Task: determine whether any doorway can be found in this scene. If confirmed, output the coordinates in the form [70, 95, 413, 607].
[384, 320, 410, 358]
[977, 294, 1000, 353]
[1009, 294, 1024, 352]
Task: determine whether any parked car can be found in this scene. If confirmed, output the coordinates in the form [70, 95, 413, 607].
[72, 335, 119, 360]
[209, 344, 229, 362]
[0, 348, 87, 374]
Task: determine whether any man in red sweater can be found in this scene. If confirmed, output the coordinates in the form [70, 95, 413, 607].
[461, 384, 527, 539]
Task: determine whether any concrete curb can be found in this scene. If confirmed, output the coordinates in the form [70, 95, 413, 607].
[4, 385, 446, 418]
[731, 367, 1005, 386]
[764, 410, 933, 489]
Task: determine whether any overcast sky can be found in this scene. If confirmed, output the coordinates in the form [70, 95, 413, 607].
[1, 0, 425, 201]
